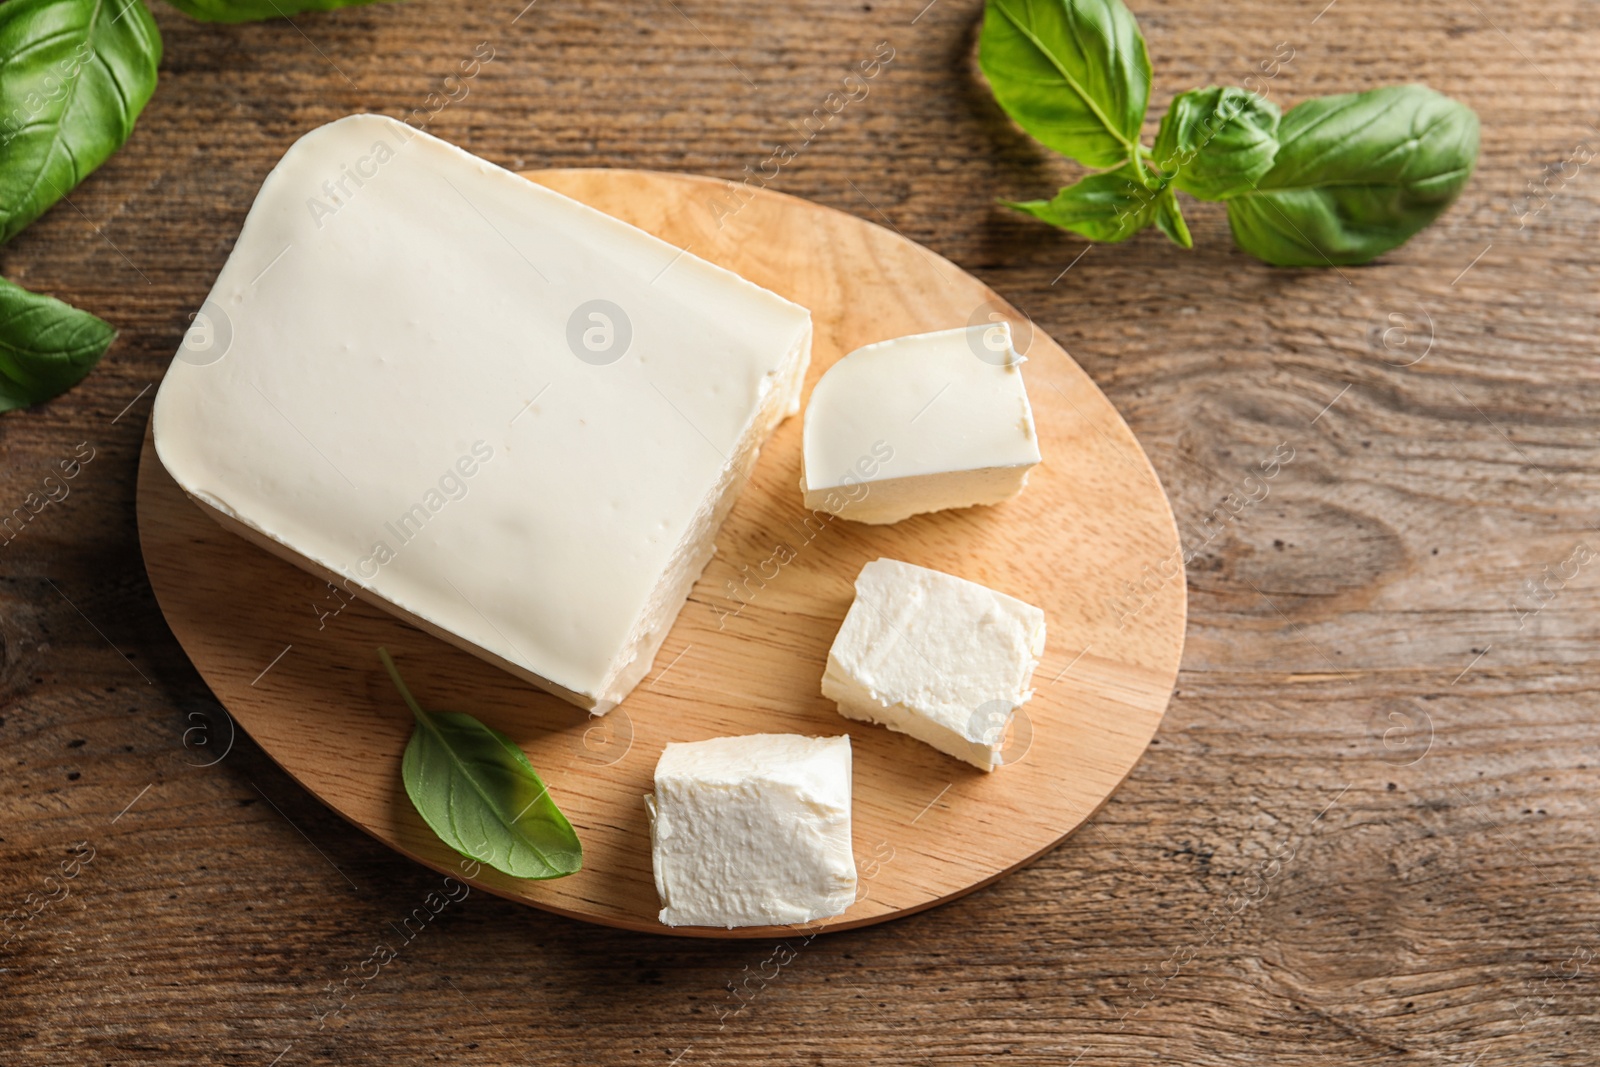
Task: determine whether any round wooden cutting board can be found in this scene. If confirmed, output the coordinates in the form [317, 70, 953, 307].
[136, 169, 1187, 938]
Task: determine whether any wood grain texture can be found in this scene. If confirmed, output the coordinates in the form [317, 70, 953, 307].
[134, 166, 1185, 937]
[2, 0, 1598, 1061]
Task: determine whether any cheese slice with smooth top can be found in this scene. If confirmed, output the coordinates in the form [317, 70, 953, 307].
[647, 733, 857, 928]
[152, 114, 811, 713]
[822, 558, 1047, 771]
[800, 323, 1041, 525]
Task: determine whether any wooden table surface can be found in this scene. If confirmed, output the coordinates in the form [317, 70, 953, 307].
[3, 0, 1596, 1063]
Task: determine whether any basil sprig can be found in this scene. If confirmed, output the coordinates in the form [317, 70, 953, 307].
[0, 278, 116, 412]
[1225, 86, 1480, 267]
[1153, 86, 1281, 202]
[381, 650, 583, 881]
[1004, 162, 1166, 243]
[0, 0, 162, 244]
[979, 0, 1151, 171]
[979, 0, 1480, 266]
[0, 0, 401, 413]
[0, 0, 160, 409]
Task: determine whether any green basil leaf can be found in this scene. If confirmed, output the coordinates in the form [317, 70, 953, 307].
[978, 0, 1152, 170]
[1225, 85, 1480, 266]
[381, 650, 582, 881]
[0, 0, 162, 245]
[1153, 186, 1192, 248]
[164, 0, 400, 23]
[1004, 162, 1161, 242]
[1153, 85, 1281, 201]
[0, 277, 114, 412]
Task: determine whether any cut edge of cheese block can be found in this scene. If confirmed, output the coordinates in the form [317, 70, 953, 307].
[800, 324, 1041, 526]
[823, 673, 1006, 771]
[152, 114, 812, 714]
[804, 465, 1035, 528]
[646, 733, 857, 928]
[595, 353, 809, 710]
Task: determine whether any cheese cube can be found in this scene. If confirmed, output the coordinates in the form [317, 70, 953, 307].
[822, 559, 1046, 771]
[801, 324, 1041, 524]
[152, 115, 811, 713]
[647, 734, 857, 928]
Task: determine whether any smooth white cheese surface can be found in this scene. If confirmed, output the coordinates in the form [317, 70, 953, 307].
[800, 324, 1041, 525]
[647, 734, 857, 928]
[153, 114, 811, 712]
[822, 559, 1046, 771]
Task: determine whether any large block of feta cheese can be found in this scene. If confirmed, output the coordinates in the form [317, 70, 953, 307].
[822, 559, 1047, 771]
[801, 324, 1040, 525]
[647, 734, 857, 928]
[153, 114, 811, 713]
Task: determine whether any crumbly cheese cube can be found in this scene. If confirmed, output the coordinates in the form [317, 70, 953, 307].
[801, 324, 1041, 524]
[647, 734, 857, 928]
[822, 559, 1046, 771]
